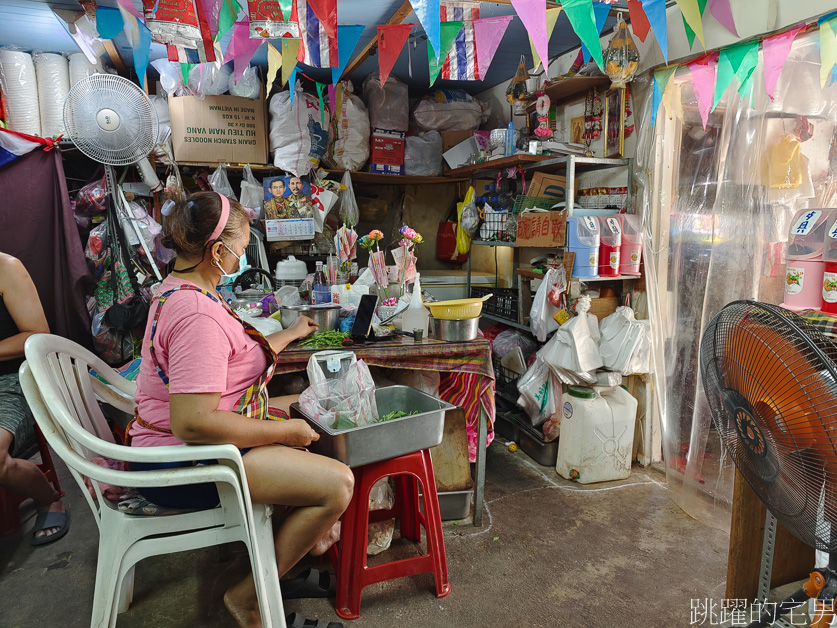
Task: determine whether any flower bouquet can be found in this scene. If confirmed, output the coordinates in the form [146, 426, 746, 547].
[359, 230, 395, 306]
[391, 226, 423, 295]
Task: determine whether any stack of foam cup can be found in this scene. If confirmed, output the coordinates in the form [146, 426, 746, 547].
[68, 53, 99, 87]
[0, 49, 41, 136]
[34, 52, 70, 138]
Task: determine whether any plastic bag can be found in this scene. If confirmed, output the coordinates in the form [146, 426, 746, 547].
[479, 204, 508, 241]
[367, 477, 395, 555]
[492, 330, 540, 360]
[239, 164, 264, 220]
[506, 55, 529, 106]
[516, 357, 561, 426]
[404, 131, 443, 176]
[188, 62, 231, 97]
[338, 170, 359, 226]
[208, 163, 237, 200]
[455, 186, 475, 255]
[599, 306, 651, 375]
[151, 59, 185, 98]
[229, 65, 260, 99]
[326, 80, 371, 172]
[460, 198, 480, 238]
[412, 90, 483, 132]
[299, 353, 379, 429]
[76, 177, 107, 216]
[529, 267, 563, 342]
[542, 296, 603, 374]
[542, 416, 560, 442]
[269, 82, 329, 176]
[362, 73, 409, 131]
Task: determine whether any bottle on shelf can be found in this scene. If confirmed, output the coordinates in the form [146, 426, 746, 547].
[401, 273, 429, 338]
[311, 261, 331, 304]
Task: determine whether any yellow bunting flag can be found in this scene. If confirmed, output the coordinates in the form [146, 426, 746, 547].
[675, 0, 705, 49]
[530, 7, 562, 72]
[281, 38, 299, 87]
[266, 43, 281, 94]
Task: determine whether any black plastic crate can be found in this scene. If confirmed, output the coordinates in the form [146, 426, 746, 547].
[493, 357, 521, 402]
[472, 287, 518, 321]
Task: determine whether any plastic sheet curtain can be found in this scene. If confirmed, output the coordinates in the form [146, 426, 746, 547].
[635, 30, 837, 529]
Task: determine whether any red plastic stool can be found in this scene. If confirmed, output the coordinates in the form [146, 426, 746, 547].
[0, 424, 61, 536]
[327, 449, 451, 620]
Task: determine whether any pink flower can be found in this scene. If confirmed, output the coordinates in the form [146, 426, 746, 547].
[400, 226, 417, 240]
[369, 230, 384, 241]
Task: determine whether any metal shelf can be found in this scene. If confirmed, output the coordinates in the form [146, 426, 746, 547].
[471, 240, 516, 247]
[495, 389, 520, 405]
[572, 274, 642, 282]
[521, 155, 632, 172]
[481, 312, 531, 332]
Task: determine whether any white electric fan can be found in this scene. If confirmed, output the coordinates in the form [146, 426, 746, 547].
[62, 74, 163, 280]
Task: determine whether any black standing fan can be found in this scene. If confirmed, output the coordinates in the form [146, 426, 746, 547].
[700, 300, 837, 627]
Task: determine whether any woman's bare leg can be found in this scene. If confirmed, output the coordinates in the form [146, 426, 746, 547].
[224, 446, 354, 628]
[268, 394, 298, 416]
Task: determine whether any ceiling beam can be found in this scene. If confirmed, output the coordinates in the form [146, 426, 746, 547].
[339, 0, 414, 80]
[101, 39, 128, 74]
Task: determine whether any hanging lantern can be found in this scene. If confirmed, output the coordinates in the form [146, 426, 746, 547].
[603, 14, 640, 89]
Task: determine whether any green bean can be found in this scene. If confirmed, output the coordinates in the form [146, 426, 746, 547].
[299, 330, 351, 349]
[379, 410, 419, 422]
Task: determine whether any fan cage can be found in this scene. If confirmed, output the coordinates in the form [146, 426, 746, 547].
[700, 300, 837, 552]
[63, 74, 158, 166]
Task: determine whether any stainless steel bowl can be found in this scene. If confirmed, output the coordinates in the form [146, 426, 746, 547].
[279, 304, 341, 331]
[429, 316, 480, 342]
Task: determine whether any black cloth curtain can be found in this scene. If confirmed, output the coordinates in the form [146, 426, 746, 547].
[0, 147, 92, 348]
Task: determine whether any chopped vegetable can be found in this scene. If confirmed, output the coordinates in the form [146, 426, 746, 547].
[299, 330, 351, 349]
[379, 410, 419, 422]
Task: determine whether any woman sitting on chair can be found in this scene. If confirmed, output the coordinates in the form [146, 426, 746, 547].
[130, 192, 353, 628]
[0, 253, 68, 545]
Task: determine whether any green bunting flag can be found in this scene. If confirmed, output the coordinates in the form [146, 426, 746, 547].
[713, 40, 758, 111]
[216, 0, 238, 42]
[428, 20, 464, 85]
[561, 0, 605, 70]
[682, 0, 707, 49]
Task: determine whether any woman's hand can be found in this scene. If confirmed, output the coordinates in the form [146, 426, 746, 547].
[278, 419, 320, 447]
[289, 314, 318, 339]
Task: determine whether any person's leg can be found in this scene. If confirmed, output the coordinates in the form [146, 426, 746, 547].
[224, 446, 354, 628]
[0, 428, 64, 540]
[267, 394, 298, 416]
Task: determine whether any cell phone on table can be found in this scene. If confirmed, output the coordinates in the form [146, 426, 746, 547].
[351, 294, 379, 340]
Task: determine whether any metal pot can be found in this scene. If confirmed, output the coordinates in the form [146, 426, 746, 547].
[279, 304, 341, 331]
[429, 317, 480, 342]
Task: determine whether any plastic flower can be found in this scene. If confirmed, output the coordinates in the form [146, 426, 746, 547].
[399, 226, 417, 240]
[358, 235, 374, 250]
[413, 232, 423, 244]
[369, 230, 384, 241]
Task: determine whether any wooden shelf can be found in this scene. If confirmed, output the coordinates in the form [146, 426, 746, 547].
[472, 240, 516, 247]
[523, 75, 612, 113]
[445, 154, 556, 178]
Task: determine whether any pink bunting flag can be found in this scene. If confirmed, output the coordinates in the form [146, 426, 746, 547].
[762, 25, 805, 100]
[327, 83, 337, 120]
[473, 15, 513, 80]
[227, 18, 265, 81]
[688, 52, 718, 130]
[708, 0, 738, 37]
[117, 0, 142, 19]
[511, 0, 547, 75]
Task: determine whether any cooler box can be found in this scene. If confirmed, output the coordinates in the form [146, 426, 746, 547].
[822, 211, 837, 314]
[782, 208, 832, 311]
[598, 216, 622, 277]
[619, 214, 642, 275]
[566, 216, 600, 279]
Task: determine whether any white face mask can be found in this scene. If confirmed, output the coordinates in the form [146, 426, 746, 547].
[215, 243, 248, 280]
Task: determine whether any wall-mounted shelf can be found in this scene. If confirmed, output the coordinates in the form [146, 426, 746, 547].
[445, 154, 556, 178]
[521, 75, 612, 114]
[472, 240, 516, 247]
[572, 274, 642, 282]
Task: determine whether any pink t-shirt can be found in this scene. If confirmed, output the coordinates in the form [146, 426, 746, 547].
[131, 276, 268, 447]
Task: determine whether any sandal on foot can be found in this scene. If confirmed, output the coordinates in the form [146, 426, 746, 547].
[281, 568, 336, 599]
[285, 612, 342, 628]
[30, 506, 70, 547]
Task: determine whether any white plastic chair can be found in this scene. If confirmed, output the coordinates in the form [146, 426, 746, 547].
[20, 334, 286, 628]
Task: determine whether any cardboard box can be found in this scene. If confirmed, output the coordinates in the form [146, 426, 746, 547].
[516, 210, 567, 248]
[369, 163, 404, 175]
[441, 130, 476, 153]
[527, 172, 576, 205]
[264, 218, 315, 241]
[369, 128, 405, 174]
[169, 94, 268, 164]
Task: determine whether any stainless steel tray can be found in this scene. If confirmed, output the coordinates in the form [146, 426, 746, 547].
[291, 385, 454, 467]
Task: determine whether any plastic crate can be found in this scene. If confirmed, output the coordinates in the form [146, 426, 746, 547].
[512, 194, 556, 214]
[471, 287, 519, 322]
[493, 357, 521, 401]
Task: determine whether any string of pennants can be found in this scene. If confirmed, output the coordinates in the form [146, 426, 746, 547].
[95, 0, 749, 94]
[651, 11, 837, 130]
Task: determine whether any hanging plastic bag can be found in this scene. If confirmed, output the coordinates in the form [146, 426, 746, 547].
[188, 63, 231, 97]
[516, 357, 561, 426]
[542, 296, 603, 374]
[151, 59, 185, 98]
[599, 306, 651, 375]
[529, 267, 563, 342]
[506, 55, 530, 109]
[239, 164, 264, 221]
[455, 186, 475, 255]
[339, 170, 360, 226]
[228, 65, 261, 99]
[208, 163, 237, 200]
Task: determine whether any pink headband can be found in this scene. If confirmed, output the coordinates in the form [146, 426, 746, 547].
[206, 193, 230, 246]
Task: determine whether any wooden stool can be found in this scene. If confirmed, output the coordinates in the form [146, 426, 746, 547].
[0, 424, 61, 536]
[328, 449, 451, 620]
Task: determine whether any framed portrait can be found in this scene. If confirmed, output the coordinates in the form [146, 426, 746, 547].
[263, 174, 314, 220]
[604, 89, 625, 158]
[570, 116, 585, 144]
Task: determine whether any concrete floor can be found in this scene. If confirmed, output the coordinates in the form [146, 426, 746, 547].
[0, 442, 729, 628]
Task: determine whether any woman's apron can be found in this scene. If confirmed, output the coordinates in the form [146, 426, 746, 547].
[128, 284, 287, 443]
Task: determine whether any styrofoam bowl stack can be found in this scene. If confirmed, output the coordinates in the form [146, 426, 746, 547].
[0, 49, 41, 136]
[34, 52, 70, 138]
[68, 53, 100, 87]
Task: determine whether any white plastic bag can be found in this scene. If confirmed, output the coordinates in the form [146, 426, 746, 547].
[529, 267, 562, 342]
[298, 353, 379, 429]
[599, 306, 651, 375]
[542, 296, 603, 374]
[188, 63, 231, 97]
[479, 204, 507, 241]
[269, 82, 329, 176]
[208, 163, 237, 200]
[338, 170, 359, 226]
[239, 164, 263, 220]
[362, 73, 409, 131]
[516, 357, 561, 426]
[151, 59, 185, 98]
[367, 477, 395, 555]
[404, 131, 443, 176]
[326, 80, 370, 171]
[412, 89, 484, 132]
[229, 65, 260, 99]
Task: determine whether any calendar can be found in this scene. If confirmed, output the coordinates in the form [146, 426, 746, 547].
[265, 218, 315, 241]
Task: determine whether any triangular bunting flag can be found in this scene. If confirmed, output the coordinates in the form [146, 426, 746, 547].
[118, 3, 152, 89]
[315, 81, 326, 124]
[197, 0, 223, 36]
[561, 0, 604, 70]
[681, 0, 707, 49]
[117, 0, 142, 19]
[820, 18, 837, 88]
[762, 25, 804, 99]
[735, 43, 759, 103]
[643, 0, 668, 63]
[216, 0, 238, 41]
[266, 42, 281, 95]
[713, 40, 758, 111]
[328, 83, 337, 119]
[708, 0, 738, 37]
[181, 62, 194, 86]
[281, 38, 300, 87]
[228, 18, 264, 81]
[332, 25, 365, 84]
[676, 0, 706, 49]
[511, 0, 548, 74]
[580, 1, 610, 65]
[308, 0, 337, 39]
[651, 66, 677, 127]
[289, 67, 299, 104]
[473, 15, 513, 80]
[429, 20, 464, 85]
[377, 24, 412, 86]
[688, 52, 718, 129]
[410, 0, 441, 60]
[96, 7, 124, 39]
[530, 8, 562, 71]
[626, 0, 650, 43]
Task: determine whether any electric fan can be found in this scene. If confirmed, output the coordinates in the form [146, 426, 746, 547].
[700, 300, 837, 627]
[62, 74, 162, 280]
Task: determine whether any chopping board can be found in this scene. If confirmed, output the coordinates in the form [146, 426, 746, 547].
[429, 407, 473, 492]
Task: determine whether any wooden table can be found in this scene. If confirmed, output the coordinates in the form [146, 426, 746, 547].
[275, 337, 496, 526]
